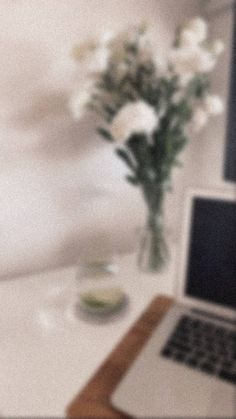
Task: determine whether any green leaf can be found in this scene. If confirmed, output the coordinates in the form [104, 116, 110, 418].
[127, 134, 150, 165]
[187, 75, 209, 99]
[173, 159, 183, 168]
[116, 148, 136, 171]
[126, 175, 139, 185]
[104, 104, 116, 116]
[96, 127, 113, 142]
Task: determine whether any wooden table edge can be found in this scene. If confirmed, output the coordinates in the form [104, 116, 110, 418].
[67, 294, 174, 418]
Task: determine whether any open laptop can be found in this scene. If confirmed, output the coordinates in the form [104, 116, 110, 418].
[111, 188, 236, 417]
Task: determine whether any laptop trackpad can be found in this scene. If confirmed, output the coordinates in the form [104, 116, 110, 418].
[111, 355, 235, 417]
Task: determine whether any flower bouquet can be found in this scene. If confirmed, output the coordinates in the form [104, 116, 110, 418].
[69, 17, 224, 272]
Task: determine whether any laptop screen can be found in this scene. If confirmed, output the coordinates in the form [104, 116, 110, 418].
[185, 197, 236, 310]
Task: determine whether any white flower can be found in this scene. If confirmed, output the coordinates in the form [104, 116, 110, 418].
[87, 46, 110, 74]
[197, 48, 216, 72]
[204, 95, 224, 115]
[178, 18, 207, 48]
[138, 30, 152, 59]
[69, 81, 93, 120]
[211, 40, 225, 56]
[169, 45, 216, 78]
[178, 72, 194, 87]
[191, 107, 208, 132]
[100, 31, 114, 47]
[110, 101, 158, 142]
[185, 17, 208, 43]
[154, 55, 168, 75]
[179, 29, 202, 47]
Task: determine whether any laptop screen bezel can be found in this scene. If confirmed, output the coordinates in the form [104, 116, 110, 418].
[176, 187, 236, 320]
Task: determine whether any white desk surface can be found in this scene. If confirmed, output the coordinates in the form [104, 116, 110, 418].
[0, 251, 176, 417]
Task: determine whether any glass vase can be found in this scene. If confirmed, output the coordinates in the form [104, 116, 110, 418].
[138, 210, 169, 273]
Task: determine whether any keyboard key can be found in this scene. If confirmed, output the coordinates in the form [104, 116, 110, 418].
[218, 369, 236, 385]
[205, 343, 214, 352]
[173, 351, 186, 362]
[221, 361, 234, 370]
[214, 327, 227, 338]
[201, 323, 214, 333]
[208, 354, 218, 363]
[186, 357, 198, 367]
[200, 362, 215, 375]
[228, 331, 236, 342]
[160, 314, 236, 385]
[168, 341, 190, 354]
[161, 347, 173, 358]
[194, 349, 205, 359]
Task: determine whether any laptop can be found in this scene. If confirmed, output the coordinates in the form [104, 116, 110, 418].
[111, 188, 236, 417]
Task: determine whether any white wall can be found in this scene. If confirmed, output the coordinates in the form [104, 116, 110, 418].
[0, 0, 210, 279]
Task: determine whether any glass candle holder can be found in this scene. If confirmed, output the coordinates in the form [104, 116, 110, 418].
[76, 256, 128, 318]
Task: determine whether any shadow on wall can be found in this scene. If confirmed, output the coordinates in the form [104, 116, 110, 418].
[2, 84, 101, 161]
[0, 27, 106, 160]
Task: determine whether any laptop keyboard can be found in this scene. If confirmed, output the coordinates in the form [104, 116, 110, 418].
[161, 314, 236, 385]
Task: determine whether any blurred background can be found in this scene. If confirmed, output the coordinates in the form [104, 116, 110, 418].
[0, 0, 233, 279]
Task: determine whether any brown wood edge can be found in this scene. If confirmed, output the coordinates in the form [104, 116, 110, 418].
[67, 295, 174, 418]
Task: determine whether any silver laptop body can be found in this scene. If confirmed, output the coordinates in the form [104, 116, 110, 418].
[111, 189, 236, 417]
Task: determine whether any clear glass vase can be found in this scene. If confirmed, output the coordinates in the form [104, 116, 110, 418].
[138, 211, 169, 273]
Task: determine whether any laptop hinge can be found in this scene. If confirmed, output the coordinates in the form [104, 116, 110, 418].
[191, 308, 236, 326]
